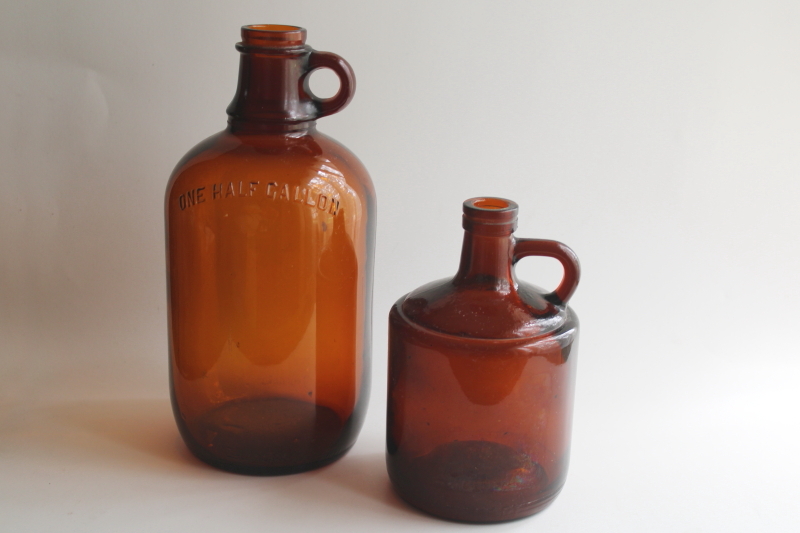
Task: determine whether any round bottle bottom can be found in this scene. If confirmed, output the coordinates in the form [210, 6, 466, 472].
[176, 396, 351, 475]
[388, 440, 564, 523]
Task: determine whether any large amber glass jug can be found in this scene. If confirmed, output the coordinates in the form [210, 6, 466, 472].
[387, 198, 580, 522]
[165, 25, 375, 474]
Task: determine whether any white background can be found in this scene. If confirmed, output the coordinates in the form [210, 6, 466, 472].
[1, 1, 799, 531]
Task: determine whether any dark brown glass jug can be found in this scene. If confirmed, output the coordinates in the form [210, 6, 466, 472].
[165, 25, 375, 474]
[386, 197, 580, 522]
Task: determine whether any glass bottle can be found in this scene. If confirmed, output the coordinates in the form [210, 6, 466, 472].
[165, 25, 375, 474]
[386, 197, 580, 522]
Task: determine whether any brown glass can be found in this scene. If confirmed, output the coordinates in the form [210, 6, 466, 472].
[165, 25, 375, 474]
[386, 197, 580, 522]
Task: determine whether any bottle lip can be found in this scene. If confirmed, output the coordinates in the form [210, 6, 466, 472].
[240, 24, 307, 49]
[462, 197, 519, 233]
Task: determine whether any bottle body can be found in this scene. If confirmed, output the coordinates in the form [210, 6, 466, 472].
[387, 299, 578, 522]
[166, 25, 374, 474]
[386, 197, 580, 522]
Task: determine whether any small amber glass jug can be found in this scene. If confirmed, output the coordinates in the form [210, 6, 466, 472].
[386, 197, 580, 522]
[165, 25, 375, 474]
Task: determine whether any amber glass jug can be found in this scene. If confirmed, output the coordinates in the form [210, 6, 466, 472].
[386, 197, 580, 522]
[165, 25, 375, 474]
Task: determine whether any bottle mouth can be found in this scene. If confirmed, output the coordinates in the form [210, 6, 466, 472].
[240, 24, 307, 49]
[465, 197, 518, 215]
[468, 198, 517, 211]
[463, 197, 519, 233]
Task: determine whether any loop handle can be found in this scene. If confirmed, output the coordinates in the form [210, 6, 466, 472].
[304, 51, 356, 118]
[513, 238, 581, 306]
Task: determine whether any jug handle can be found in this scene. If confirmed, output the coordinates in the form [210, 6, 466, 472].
[305, 51, 356, 118]
[513, 239, 581, 306]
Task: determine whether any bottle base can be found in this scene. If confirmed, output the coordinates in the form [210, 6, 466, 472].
[388, 440, 564, 523]
[176, 396, 352, 475]
[393, 483, 563, 523]
[186, 440, 354, 476]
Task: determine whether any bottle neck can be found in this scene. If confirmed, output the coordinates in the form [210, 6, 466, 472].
[454, 230, 515, 289]
[226, 46, 318, 124]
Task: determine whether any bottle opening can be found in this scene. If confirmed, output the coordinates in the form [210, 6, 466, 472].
[472, 198, 514, 211]
[463, 197, 519, 233]
[241, 24, 307, 48]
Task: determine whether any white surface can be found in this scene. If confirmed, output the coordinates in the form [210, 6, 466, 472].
[2, 1, 799, 531]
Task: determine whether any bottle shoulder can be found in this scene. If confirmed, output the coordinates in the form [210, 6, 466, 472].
[166, 127, 374, 201]
[309, 129, 374, 190]
[393, 277, 578, 341]
[166, 130, 236, 190]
